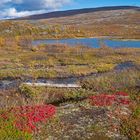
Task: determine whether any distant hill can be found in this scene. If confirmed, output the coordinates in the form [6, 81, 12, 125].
[6, 6, 139, 39]
[17, 6, 140, 20]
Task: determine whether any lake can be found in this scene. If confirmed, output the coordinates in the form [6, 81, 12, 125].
[33, 38, 140, 48]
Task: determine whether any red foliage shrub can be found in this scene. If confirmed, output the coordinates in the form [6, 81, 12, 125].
[0, 105, 56, 133]
[89, 92, 130, 107]
[115, 92, 129, 97]
[89, 94, 116, 106]
[0, 113, 8, 120]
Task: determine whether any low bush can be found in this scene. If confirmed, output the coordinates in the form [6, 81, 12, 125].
[81, 70, 139, 92]
[89, 92, 130, 106]
[19, 84, 45, 98]
[0, 104, 56, 139]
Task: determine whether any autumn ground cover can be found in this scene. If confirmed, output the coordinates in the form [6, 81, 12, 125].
[0, 42, 140, 80]
[0, 34, 140, 139]
[0, 90, 133, 139]
[0, 7, 139, 139]
[0, 66, 140, 139]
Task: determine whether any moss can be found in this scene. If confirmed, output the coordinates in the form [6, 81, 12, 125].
[19, 84, 45, 98]
[96, 63, 115, 73]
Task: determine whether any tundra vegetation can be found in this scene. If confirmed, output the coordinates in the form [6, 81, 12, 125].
[0, 13, 140, 139]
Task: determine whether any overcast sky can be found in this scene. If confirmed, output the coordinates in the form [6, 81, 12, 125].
[0, 0, 139, 19]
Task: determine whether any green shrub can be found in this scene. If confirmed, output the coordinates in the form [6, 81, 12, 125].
[19, 84, 39, 98]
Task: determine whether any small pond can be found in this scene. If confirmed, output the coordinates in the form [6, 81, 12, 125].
[33, 38, 140, 48]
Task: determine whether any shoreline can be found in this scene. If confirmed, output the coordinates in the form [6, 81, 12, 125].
[33, 36, 140, 41]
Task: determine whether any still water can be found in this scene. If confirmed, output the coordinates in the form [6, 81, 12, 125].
[33, 38, 140, 48]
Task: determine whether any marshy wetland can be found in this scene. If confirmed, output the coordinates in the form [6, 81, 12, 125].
[0, 40, 140, 139]
[0, 6, 140, 140]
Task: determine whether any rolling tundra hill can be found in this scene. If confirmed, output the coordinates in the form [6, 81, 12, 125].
[1, 6, 139, 39]
[18, 6, 139, 20]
